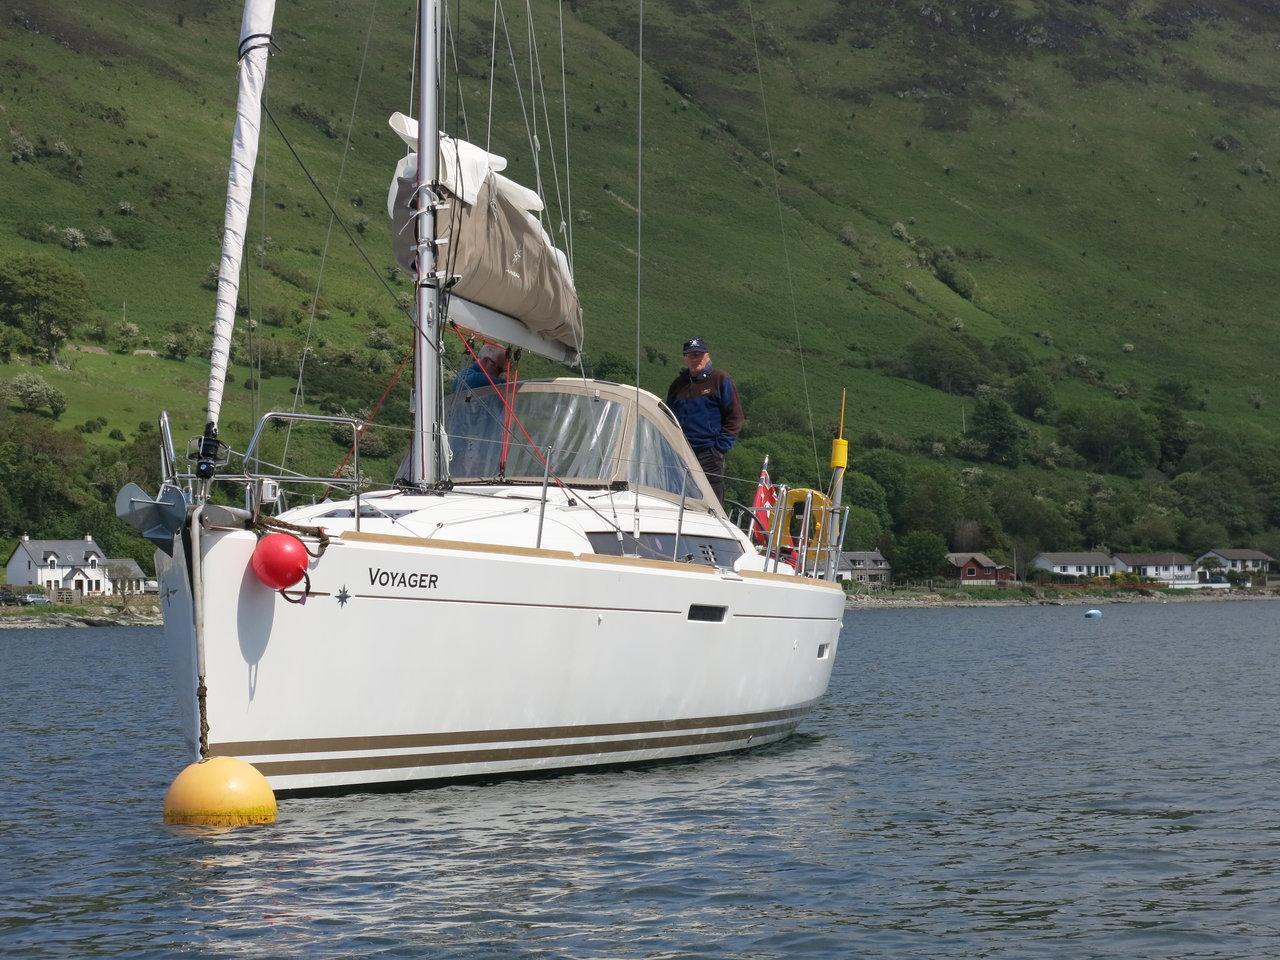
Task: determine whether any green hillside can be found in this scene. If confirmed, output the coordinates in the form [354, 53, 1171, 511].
[2, 0, 1279, 571]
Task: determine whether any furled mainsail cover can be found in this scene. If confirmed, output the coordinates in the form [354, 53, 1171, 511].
[386, 113, 583, 355]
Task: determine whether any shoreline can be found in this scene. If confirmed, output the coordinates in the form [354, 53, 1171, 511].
[0, 609, 163, 630]
[846, 590, 1280, 609]
[1, 591, 1275, 625]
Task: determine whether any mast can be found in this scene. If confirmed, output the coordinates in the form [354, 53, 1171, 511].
[409, 0, 443, 486]
[201, 0, 277, 481]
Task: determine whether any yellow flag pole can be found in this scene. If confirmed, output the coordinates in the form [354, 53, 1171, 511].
[825, 388, 849, 579]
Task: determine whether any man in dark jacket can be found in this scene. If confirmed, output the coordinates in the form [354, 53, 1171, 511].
[665, 337, 743, 505]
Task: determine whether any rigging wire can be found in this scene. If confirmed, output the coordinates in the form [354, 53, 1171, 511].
[446, 17, 472, 141]
[282, 0, 380, 468]
[744, 0, 823, 487]
[495, 0, 547, 225]
[261, 104, 441, 355]
[247, 72, 271, 430]
[557, 0, 574, 270]
[632, 0, 645, 535]
[409, 0, 418, 122]
[527, 0, 569, 263]
[485, 0, 499, 154]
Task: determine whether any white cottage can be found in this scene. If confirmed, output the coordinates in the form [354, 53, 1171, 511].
[1195, 549, 1275, 579]
[835, 550, 891, 587]
[1112, 552, 1195, 586]
[1030, 552, 1114, 578]
[4, 534, 148, 597]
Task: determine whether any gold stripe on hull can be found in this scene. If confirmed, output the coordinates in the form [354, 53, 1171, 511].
[210, 700, 818, 758]
[253, 721, 800, 778]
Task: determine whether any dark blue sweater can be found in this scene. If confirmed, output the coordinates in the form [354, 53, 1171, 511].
[665, 365, 744, 453]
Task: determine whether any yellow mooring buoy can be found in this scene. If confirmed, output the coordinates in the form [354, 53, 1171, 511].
[163, 756, 277, 827]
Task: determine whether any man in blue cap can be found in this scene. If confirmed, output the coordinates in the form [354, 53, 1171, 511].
[665, 337, 743, 506]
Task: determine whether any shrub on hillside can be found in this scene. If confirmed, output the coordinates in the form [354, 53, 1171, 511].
[163, 335, 191, 361]
[291, 102, 337, 139]
[930, 246, 976, 300]
[10, 133, 35, 163]
[62, 228, 87, 252]
[92, 227, 116, 247]
[5, 372, 66, 418]
[899, 331, 983, 394]
[115, 322, 140, 353]
[201, 263, 219, 291]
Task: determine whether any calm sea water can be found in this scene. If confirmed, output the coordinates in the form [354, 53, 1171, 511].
[2, 601, 1279, 958]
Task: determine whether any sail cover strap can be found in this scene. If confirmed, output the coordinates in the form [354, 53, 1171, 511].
[206, 0, 278, 431]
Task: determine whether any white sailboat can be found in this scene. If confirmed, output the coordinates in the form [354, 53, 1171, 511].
[118, 0, 849, 794]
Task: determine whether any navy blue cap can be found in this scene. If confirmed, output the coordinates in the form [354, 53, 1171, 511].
[682, 337, 709, 355]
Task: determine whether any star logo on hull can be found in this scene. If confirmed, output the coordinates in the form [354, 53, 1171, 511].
[336, 586, 350, 607]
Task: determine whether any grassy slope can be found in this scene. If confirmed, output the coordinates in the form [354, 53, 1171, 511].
[0, 0, 1278, 487]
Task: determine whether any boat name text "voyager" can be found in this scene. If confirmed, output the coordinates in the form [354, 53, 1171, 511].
[369, 568, 440, 590]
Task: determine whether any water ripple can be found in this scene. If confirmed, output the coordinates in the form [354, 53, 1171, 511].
[2, 602, 1280, 957]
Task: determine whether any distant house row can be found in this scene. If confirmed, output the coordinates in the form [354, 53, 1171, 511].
[1031, 549, 1275, 587]
[4, 534, 153, 597]
[836, 551, 1020, 588]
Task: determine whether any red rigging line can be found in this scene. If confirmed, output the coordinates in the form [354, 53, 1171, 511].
[499, 359, 519, 475]
[452, 325, 549, 471]
[328, 347, 414, 486]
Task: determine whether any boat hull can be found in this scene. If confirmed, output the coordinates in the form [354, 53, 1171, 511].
[169, 527, 844, 793]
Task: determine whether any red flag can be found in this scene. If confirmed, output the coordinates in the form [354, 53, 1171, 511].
[750, 456, 775, 546]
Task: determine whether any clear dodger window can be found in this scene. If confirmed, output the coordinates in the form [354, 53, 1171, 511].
[445, 384, 625, 482]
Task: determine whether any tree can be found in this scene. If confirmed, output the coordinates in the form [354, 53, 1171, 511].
[1122, 511, 1179, 550]
[5, 372, 65, 418]
[589, 351, 631, 382]
[843, 471, 891, 528]
[843, 506, 883, 550]
[1178, 518, 1228, 557]
[900, 331, 983, 395]
[902, 463, 963, 540]
[895, 530, 947, 582]
[994, 482, 1077, 553]
[1010, 371, 1055, 420]
[163, 334, 191, 362]
[970, 391, 1023, 465]
[853, 448, 911, 529]
[0, 253, 90, 361]
[986, 337, 1034, 376]
[1056, 404, 1159, 476]
[1146, 399, 1193, 473]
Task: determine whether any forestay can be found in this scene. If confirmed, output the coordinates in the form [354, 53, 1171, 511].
[386, 113, 583, 362]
